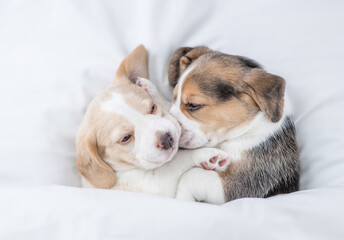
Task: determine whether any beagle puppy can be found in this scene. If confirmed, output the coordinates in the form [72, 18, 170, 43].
[165, 46, 300, 203]
[76, 45, 229, 204]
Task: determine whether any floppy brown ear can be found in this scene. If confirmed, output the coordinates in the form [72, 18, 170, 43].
[244, 68, 286, 122]
[76, 136, 116, 189]
[113, 44, 149, 85]
[168, 46, 210, 87]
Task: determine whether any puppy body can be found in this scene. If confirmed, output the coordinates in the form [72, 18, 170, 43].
[218, 95, 292, 161]
[77, 45, 229, 204]
[167, 47, 300, 203]
[82, 147, 226, 202]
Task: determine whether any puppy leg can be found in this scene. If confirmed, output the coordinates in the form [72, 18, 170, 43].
[163, 147, 230, 183]
[174, 148, 230, 204]
[191, 148, 230, 172]
[176, 168, 226, 204]
[136, 78, 171, 111]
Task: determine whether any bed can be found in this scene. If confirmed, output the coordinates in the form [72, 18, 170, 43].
[1, 1, 343, 239]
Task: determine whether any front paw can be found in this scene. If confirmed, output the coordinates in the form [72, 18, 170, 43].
[136, 77, 158, 97]
[199, 148, 230, 172]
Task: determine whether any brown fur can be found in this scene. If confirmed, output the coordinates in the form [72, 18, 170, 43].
[219, 116, 299, 201]
[76, 45, 151, 188]
[169, 46, 285, 140]
[244, 68, 285, 122]
[115, 45, 149, 84]
[180, 81, 258, 136]
[76, 91, 139, 189]
[76, 132, 116, 189]
[168, 46, 210, 87]
[168, 46, 299, 201]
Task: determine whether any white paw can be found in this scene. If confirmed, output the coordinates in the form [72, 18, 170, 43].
[199, 148, 230, 172]
[136, 77, 158, 97]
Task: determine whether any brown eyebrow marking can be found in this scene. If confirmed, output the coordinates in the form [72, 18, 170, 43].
[173, 87, 177, 102]
[193, 76, 239, 103]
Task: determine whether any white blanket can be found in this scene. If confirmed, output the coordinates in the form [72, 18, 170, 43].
[1, 0, 344, 239]
[1, 184, 344, 239]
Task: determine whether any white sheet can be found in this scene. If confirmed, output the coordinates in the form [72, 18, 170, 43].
[1, 185, 344, 239]
[0, 0, 344, 239]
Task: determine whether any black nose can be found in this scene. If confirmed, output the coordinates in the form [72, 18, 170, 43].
[159, 132, 174, 150]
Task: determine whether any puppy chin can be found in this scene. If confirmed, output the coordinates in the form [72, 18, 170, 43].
[139, 160, 166, 170]
[179, 130, 208, 149]
[138, 145, 178, 170]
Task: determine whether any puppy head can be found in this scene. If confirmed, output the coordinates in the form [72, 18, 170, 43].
[76, 45, 181, 189]
[169, 46, 285, 149]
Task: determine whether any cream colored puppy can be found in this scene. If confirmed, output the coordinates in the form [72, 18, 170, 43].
[76, 45, 229, 203]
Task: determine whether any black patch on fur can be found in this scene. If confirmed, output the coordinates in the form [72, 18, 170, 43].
[220, 116, 300, 201]
[266, 83, 284, 122]
[237, 56, 262, 69]
[196, 77, 238, 103]
[168, 47, 193, 87]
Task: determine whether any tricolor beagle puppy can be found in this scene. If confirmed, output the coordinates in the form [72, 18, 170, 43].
[165, 46, 300, 203]
[76, 45, 229, 203]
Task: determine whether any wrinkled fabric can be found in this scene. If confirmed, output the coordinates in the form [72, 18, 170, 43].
[0, 0, 343, 239]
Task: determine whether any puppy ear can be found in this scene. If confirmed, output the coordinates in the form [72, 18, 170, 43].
[76, 136, 116, 189]
[168, 46, 210, 87]
[113, 44, 149, 85]
[244, 68, 285, 122]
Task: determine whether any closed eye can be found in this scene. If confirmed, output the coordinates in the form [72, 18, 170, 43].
[186, 103, 204, 112]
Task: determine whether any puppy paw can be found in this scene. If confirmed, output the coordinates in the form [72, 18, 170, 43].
[136, 78, 158, 97]
[199, 148, 230, 172]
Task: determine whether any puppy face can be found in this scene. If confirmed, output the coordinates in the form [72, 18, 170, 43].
[76, 45, 181, 189]
[169, 47, 285, 149]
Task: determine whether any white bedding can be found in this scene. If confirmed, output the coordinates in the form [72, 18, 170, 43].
[0, 0, 343, 239]
[1, 184, 344, 240]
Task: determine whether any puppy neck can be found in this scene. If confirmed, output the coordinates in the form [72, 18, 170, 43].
[218, 94, 293, 161]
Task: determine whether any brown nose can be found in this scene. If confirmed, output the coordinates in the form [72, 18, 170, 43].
[157, 132, 174, 150]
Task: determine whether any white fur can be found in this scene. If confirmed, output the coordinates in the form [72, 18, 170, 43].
[218, 95, 292, 161]
[176, 168, 225, 204]
[135, 73, 229, 203]
[82, 84, 230, 204]
[169, 64, 293, 202]
[115, 148, 228, 197]
[173, 97, 292, 203]
[169, 64, 209, 149]
[102, 92, 180, 169]
[83, 147, 229, 200]
[136, 77, 172, 110]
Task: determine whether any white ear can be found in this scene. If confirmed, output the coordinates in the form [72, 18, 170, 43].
[112, 44, 149, 86]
